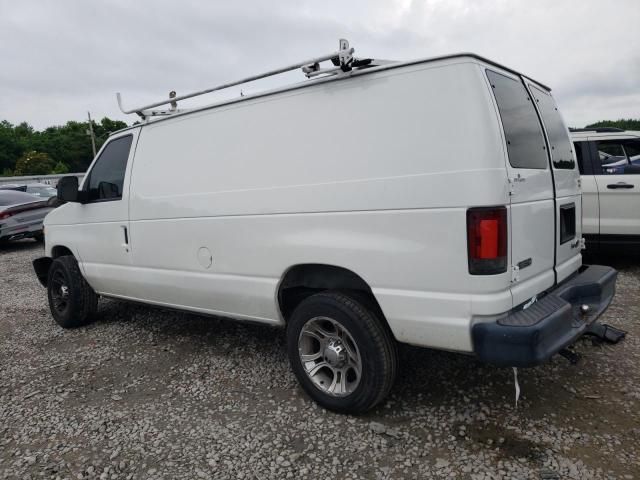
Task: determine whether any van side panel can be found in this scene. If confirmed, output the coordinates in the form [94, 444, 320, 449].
[126, 60, 511, 352]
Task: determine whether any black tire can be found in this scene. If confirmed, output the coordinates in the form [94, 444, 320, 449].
[47, 255, 98, 328]
[34, 232, 44, 243]
[287, 291, 398, 414]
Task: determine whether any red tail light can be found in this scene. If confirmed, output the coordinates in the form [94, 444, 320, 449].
[467, 206, 508, 275]
[0, 212, 12, 220]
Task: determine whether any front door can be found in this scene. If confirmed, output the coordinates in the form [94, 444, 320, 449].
[69, 131, 138, 296]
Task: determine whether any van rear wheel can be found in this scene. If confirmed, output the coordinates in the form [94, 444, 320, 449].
[47, 255, 98, 328]
[286, 291, 397, 413]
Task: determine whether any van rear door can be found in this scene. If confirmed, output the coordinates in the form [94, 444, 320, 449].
[526, 82, 582, 283]
[486, 69, 555, 307]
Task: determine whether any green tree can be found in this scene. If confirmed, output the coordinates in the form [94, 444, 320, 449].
[52, 161, 70, 174]
[585, 119, 640, 130]
[93, 117, 128, 151]
[0, 121, 25, 173]
[13, 151, 55, 176]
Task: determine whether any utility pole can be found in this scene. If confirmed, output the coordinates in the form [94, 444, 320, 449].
[87, 111, 97, 158]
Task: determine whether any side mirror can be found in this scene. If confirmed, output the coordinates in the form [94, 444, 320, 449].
[57, 176, 80, 203]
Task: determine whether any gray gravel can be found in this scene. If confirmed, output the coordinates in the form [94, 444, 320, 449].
[1, 241, 639, 479]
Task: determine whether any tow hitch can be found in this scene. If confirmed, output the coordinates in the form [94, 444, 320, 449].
[558, 320, 626, 365]
[584, 321, 627, 344]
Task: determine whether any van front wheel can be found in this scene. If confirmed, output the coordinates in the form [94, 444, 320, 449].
[47, 255, 98, 328]
[287, 291, 397, 413]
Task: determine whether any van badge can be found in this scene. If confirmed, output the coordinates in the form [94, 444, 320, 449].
[513, 174, 526, 183]
[509, 174, 526, 196]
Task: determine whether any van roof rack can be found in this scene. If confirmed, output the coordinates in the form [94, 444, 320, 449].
[116, 39, 393, 120]
[569, 127, 626, 133]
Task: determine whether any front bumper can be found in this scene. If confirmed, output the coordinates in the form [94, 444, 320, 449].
[472, 265, 617, 367]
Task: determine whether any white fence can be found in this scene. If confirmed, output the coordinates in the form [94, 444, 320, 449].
[0, 173, 84, 188]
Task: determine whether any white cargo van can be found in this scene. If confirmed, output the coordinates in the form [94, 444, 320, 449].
[34, 42, 619, 413]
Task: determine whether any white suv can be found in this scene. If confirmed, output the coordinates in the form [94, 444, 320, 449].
[571, 128, 640, 253]
[33, 45, 619, 413]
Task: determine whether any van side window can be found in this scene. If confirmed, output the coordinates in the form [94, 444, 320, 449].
[486, 70, 547, 169]
[529, 86, 575, 170]
[86, 135, 133, 202]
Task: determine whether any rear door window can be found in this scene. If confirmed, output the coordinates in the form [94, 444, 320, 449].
[487, 70, 548, 169]
[529, 86, 575, 170]
[86, 135, 133, 202]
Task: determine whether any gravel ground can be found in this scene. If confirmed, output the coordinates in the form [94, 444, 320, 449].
[1, 241, 639, 480]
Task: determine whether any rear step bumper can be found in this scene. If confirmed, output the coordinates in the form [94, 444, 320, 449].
[472, 265, 617, 367]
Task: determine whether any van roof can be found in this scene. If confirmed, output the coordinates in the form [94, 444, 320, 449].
[110, 53, 551, 137]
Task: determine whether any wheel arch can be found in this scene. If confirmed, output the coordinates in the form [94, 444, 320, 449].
[51, 245, 74, 259]
[277, 263, 390, 332]
[33, 245, 75, 287]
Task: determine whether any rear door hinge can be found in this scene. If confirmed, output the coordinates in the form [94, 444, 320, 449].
[511, 265, 520, 283]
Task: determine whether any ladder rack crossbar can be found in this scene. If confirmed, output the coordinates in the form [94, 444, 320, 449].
[116, 40, 355, 117]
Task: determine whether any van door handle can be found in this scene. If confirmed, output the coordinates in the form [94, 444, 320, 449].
[607, 182, 634, 189]
[121, 225, 129, 252]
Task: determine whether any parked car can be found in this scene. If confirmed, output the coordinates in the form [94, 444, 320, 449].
[0, 190, 54, 244]
[570, 128, 640, 253]
[33, 46, 619, 413]
[0, 184, 27, 192]
[0, 183, 57, 198]
[25, 183, 58, 198]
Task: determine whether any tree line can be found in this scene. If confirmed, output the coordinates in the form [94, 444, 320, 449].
[583, 119, 640, 130]
[0, 117, 128, 177]
[1, 117, 638, 177]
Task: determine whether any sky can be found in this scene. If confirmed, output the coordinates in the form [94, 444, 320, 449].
[1, 0, 638, 130]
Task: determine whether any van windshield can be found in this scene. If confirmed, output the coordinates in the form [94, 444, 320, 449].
[486, 70, 548, 169]
[529, 85, 575, 170]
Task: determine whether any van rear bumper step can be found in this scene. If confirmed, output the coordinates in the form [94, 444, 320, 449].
[471, 265, 618, 367]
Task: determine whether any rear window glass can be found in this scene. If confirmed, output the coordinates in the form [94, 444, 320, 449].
[0, 191, 38, 206]
[487, 70, 548, 169]
[529, 85, 575, 170]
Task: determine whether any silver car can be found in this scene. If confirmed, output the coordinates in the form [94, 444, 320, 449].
[0, 190, 54, 244]
[25, 183, 58, 198]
